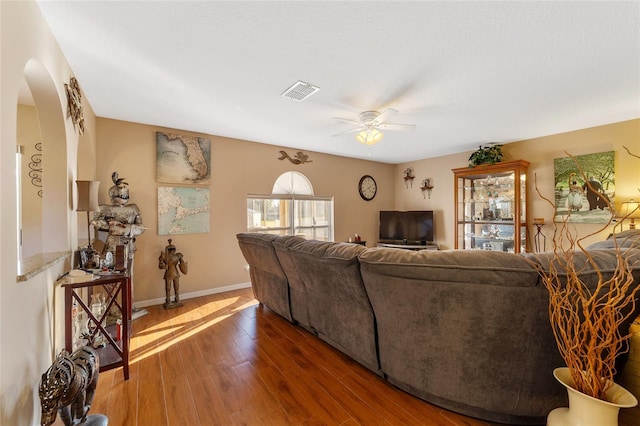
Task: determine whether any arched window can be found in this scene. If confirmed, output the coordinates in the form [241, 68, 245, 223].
[272, 171, 313, 195]
[247, 172, 334, 241]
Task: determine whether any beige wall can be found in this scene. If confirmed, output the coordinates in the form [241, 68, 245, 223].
[95, 119, 395, 305]
[99, 118, 640, 307]
[1, 2, 95, 425]
[395, 119, 640, 250]
[393, 150, 470, 250]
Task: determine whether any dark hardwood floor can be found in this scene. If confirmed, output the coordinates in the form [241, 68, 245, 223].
[54, 288, 640, 425]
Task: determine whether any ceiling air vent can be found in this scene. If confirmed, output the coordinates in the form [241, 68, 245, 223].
[281, 81, 320, 102]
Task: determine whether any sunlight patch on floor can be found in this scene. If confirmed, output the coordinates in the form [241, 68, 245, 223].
[129, 294, 250, 363]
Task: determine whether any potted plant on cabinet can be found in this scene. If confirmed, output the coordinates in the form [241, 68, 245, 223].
[468, 143, 504, 167]
[533, 151, 640, 426]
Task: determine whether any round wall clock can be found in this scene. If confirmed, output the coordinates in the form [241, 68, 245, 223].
[358, 175, 377, 201]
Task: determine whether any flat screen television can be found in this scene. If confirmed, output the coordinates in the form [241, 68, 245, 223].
[378, 210, 435, 244]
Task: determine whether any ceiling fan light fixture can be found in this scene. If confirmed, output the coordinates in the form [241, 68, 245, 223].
[356, 128, 383, 145]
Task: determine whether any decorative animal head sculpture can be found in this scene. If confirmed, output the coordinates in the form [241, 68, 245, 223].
[39, 347, 100, 426]
[39, 351, 77, 426]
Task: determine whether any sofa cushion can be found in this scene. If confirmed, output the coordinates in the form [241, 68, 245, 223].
[272, 236, 309, 328]
[359, 247, 540, 287]
[287, 240, 379, 373]
[237, 233, 286, 277]
[290, 239, 366, 262]
[586, 229, 640, 250]
[525, 248, 640, 286]
[236, 233, 292, 321]
[359, 247, 562, 423]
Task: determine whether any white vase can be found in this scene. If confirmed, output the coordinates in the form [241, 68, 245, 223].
[547, 367, 638, 426]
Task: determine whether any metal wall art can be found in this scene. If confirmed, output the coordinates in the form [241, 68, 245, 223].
[403, 168, 415, 188]
[64, 77, 84, 135]
[28, 142, 43, 198]
[421, 177, 434, 199]
[278, 150, 312, 164]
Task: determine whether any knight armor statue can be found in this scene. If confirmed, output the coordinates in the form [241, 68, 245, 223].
[91, 171, 145, 259]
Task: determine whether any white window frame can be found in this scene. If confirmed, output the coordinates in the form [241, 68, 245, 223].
[247, 193, 335, 241]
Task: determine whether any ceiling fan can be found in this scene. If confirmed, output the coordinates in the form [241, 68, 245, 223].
[331, 108, 416, 145]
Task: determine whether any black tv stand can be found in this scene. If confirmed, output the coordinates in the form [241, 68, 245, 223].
[377, 242, 439, 251]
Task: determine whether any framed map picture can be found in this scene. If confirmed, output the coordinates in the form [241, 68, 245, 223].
[553, 151, 615, 223]
[156, 132, 211, 184]
[158, 186, 210, 235]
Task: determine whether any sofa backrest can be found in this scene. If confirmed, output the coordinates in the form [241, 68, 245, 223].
[272, 235, 309, 328]
[360, 247, 540, 287]
[586, 229, 640, 250]
[236, 233, 292, 321]
[288, 240, 368, 298]
[524, 248, 640, 288]
[524, 246, 640, 355]
[287, 239, 380, 372]
[358, 247, 562, 419]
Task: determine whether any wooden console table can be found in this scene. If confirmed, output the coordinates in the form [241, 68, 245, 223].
[62, 271, 131, 379]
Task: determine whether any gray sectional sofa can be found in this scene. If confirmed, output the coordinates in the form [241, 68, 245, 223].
[236, 230, 640, 425]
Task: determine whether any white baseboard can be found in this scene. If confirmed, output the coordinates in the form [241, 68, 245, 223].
[133, 282, 252, 309]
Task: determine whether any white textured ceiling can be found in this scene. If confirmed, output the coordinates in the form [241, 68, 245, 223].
[37, 1, 640, 164]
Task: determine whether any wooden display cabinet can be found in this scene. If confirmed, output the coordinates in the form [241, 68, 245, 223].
[62, 271, 131, 379]
[453, 159, 530, 253]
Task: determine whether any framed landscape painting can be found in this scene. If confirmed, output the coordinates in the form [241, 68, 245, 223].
[553, 151, 615, 223]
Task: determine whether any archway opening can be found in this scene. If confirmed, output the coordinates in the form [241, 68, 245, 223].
[18, 59, 69, 270]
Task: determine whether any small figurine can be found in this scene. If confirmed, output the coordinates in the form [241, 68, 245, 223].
[158, 239, 188, 309]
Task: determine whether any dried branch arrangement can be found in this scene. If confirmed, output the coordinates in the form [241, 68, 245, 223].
[534, 152, 640, 401]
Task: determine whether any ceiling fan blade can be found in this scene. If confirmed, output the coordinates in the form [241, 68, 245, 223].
[332, 127, 363, 137]
[374, 108, 398, 124]
[378, 123, 416, 131]
[331, 117, 361, 126]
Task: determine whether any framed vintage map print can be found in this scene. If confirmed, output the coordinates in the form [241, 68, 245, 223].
[158, 186, 210, 235]
[156, 132, 211, 184]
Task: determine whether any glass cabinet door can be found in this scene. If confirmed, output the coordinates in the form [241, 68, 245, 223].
[453, 160, 529, 253]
